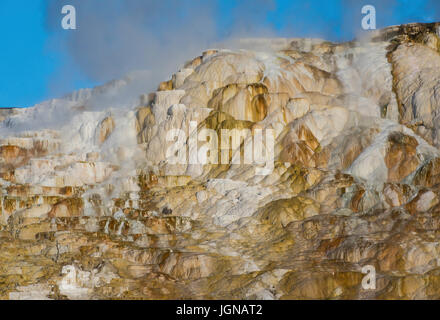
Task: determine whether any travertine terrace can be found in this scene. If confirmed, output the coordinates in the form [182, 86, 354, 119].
[2, 22, 440, 299]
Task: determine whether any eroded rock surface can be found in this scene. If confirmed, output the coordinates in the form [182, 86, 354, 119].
[2, 23, 440, 299]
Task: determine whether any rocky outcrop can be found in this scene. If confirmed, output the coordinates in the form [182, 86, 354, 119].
[0, 108, 16, 124]
[2, 22, 440, 299]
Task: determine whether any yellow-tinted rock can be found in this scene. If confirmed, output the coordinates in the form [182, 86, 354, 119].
[97, 116, 115, 145]
[385, 132, 420, 182]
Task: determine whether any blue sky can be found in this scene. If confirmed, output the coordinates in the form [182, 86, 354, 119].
[0, 0, 95, 107]
[0, 0, 56, 107]
[0, 0, 438, 108]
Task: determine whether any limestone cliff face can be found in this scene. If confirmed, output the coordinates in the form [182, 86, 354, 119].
[3, 22, 440, 299]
